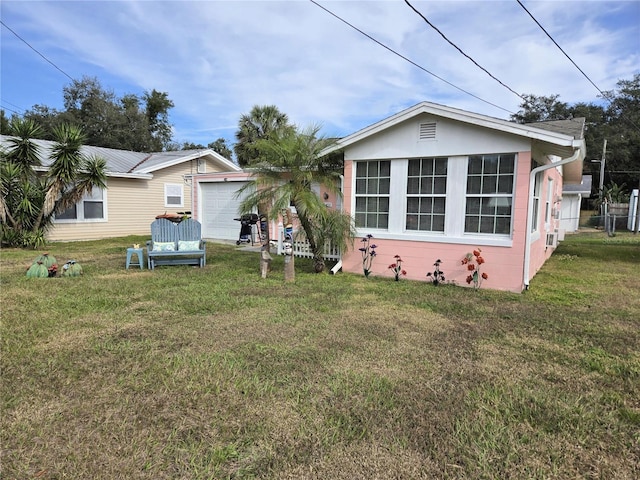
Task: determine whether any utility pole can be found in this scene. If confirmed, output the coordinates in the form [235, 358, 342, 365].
[599, 139, 607, 195]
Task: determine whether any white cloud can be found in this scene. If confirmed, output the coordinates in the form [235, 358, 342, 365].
[1, 0, 638, 146]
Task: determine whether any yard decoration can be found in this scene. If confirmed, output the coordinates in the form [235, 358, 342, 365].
[26, 261, 49, 278]
[388, 255, 407, 281]
[426, 259, 445, 285]
[32, 252, 58, 277]
[462, 248, 488, 289]
[359, 234, 377, 278]
[62, 261, 83, 277]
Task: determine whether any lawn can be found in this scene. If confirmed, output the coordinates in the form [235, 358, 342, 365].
[1, 231, 639, 479]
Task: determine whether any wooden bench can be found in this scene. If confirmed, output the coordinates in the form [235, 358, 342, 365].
[146, 218, 206, 270]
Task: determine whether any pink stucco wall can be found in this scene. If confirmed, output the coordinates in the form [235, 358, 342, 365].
[340, 151, 559, 293]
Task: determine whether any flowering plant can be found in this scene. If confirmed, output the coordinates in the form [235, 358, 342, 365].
[426, 259, 445, 285]
[388, 255, 407, 281]
[359, 234, 377, 278]
[462, 248, 488, 289]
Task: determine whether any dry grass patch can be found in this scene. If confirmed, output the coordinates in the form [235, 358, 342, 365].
[2, 233, 639, 478]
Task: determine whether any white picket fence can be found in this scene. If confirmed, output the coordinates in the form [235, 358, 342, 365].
[276, 224, 341, 260]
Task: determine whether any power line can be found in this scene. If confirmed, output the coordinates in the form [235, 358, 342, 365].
[0, 103, 22, 115]
[516, 0, 607, 98]
[0, 19, 74, 81]
[309, 0, 515, 114]
[1, 100, 25, 113]
[404, 0, 526, 102]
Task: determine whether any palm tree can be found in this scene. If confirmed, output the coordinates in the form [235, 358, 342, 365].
[1, 118, 107, 248]
[237, 124, 355, 273]
[234, 105, 294, 167]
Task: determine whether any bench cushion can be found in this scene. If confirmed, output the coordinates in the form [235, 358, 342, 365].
[178, 240, 200, 251]
[153, 241, 176, 252]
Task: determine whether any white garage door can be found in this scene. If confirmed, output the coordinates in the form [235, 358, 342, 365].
[200, 181, 251, 240]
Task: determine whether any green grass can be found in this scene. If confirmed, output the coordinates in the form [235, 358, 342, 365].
[2, 231, 639, 479]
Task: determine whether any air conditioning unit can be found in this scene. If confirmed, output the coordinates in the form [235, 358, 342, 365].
[546, 230, 558, 248]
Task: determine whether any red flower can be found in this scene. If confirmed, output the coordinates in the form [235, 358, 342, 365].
[466, 275, 473, 284]
[401, 270, 407, 275]
[482, 272, 488, 280]
[473, 249, 481, 257]
[389, 263, 396, 269]
[461, 258, 468, 265]
[467, 264, 475, 271]
[476, 256, 485, 264]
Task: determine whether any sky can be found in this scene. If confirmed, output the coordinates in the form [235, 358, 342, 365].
[1, 0, 639, 153]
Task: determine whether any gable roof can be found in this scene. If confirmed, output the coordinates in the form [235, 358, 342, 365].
[0, 135, 241, 179]
[327, 101, 586, 183]
[563, 174, 592, 195]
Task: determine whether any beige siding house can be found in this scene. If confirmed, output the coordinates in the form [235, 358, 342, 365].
[0, 135, 241, 241]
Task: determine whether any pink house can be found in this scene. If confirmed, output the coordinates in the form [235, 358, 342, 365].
[329, 102, 586, 292]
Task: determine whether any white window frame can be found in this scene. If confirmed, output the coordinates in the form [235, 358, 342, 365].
[351, 154, 517, 247]
[354, 160, 391, 230]
[405, 157, 447, 233]
[545, 177, 554, 230]
[55, 188, 108, 223]
[165, 183, 184, 208]
[464, 153, 515, 236]
[531, 172, 542, 234]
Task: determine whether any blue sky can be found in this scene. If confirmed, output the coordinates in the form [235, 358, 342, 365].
[1, 0, 639, 152]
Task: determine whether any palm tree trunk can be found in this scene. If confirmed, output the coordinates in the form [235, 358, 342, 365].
[297, 211, 325, 273]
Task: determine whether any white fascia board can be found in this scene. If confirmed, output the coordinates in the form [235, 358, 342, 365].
[33, 165, 152, 179]
[107, 172, 153, 179]
[137, 149, 240, 174]
[329, 102, 576, 153]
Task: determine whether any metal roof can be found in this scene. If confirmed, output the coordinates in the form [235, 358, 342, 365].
[563, 174, 592, 195]
[0, 136, 240, 177]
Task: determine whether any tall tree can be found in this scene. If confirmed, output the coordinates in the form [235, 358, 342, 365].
[144, 89, 174, 151]
[19, 76, 175, 152]
[237, 124, 355, 273]
[510, 94, 571, 124]
[208, 138, 233, 160]
[1, 118, 107, 248]
[234, 105, 294, 167]
[602, 74, 640, 188]
[1, 109, 13, 134]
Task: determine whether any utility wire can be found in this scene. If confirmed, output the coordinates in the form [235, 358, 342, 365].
[0, 103, 22, 115]
[309, 0, 515, 114]
[1, 100, 25, 113]
[404, 0, 525, 101]
[516, 0, 607, 98]
[0, 20, 74, 81]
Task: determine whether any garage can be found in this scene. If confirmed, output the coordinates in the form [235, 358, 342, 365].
[199, 181, 252, 240]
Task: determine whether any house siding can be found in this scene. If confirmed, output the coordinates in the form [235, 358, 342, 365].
[48, 163, 195, 241]
[339, 112, 561, 292]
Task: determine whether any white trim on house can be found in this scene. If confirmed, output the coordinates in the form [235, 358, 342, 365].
[137, 149, 240, 174]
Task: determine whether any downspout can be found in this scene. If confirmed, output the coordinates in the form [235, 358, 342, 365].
[523, 148, 581, 289]
[330, 174, 345, 275]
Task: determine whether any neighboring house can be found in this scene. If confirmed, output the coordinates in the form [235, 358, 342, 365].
[0, 135, 241, 241]
[327, 102, 586, 292]
[560, 174, 592, 234]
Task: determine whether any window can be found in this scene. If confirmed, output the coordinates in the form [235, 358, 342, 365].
[406, 157, 447, 232]
[545, 178, 554, 227]
[354, 160, 390, 229]
[56, 188, 106, 222]
[531, 172, 541, 233]
[165, 183, 184, 208]
[465, 154, 514, 235]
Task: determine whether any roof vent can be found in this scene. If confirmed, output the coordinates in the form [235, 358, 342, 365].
[419, 121, 436, 140]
